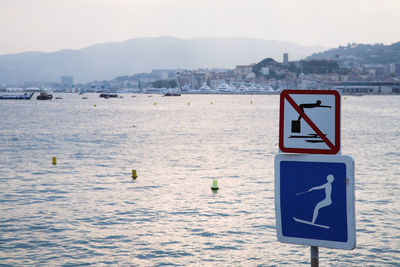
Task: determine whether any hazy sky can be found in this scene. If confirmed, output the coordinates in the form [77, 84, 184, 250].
[1, 0, 399, 55]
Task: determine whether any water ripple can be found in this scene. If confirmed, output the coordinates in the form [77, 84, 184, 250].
[0, 94, 399, 266]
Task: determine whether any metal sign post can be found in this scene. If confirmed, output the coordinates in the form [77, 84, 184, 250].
[311, 246, 318, 267]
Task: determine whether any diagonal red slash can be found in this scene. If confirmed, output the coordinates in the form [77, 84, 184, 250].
[283, 91, 335, 150]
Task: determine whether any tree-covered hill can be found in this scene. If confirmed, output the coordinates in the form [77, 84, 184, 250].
[307, 42, 400, 65]
[253, 57, 346, 79]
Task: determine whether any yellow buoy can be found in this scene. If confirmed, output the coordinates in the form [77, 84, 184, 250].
[132, 169, 138, 179]
[210, 101, 213, 104]
[211, 179, 219, 191]
[94, 104, 97, 107]
[153, 102, 157, 106]
[52, 157, 57, 165]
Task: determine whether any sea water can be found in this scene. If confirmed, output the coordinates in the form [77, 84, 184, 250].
[0, 94, 399, 266]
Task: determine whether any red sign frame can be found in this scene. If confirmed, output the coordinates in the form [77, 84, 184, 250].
[279, 89, 341, 154]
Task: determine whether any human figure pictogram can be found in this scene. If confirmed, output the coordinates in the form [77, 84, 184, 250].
[293, 174, 334, 229]
[308, 174, 334, 223]
[291, 100, 331, 133]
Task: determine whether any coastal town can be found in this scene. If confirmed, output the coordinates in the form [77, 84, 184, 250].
[2, 52, 400, 96]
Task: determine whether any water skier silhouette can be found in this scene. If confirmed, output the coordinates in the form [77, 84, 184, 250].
[293, 174, 334, 228]
[310, 174, 334, 223]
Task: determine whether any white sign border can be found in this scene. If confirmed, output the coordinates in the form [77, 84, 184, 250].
[275, 153, 356, 250]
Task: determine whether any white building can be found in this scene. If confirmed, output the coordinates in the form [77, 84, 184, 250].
[234, 64, 255, 77]
[261, 67, 270, 75]
[334, 82, 400, 94]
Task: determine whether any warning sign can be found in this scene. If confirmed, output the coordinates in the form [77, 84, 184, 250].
[279, 90, 341, 154]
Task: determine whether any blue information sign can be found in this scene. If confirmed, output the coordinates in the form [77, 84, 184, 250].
[275, 154, 356, 250]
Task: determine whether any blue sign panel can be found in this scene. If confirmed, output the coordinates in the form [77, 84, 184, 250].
[275, 154, 356, 250]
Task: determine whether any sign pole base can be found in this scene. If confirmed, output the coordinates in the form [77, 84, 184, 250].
[311, 246, 319, 267]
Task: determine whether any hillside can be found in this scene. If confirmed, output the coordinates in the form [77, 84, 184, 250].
[307, 42, 400, 66]
[253, 57, 345, 79]
[0, 36, 326, 84]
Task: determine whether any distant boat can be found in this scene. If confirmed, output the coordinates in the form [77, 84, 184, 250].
[0, 92, 34, 100]
[263, 86, 276, 94]
[199, 82, 211, 92]
[246, 83, 262, 94]
[181, 85, 192, 92]
[237, 83, 248, 92]
[36, 91, 53, 100]
[164, 92, 181, 96]
[164, 88, 181, 96]
[216, 81, 233, 92]
[99, 93, 118, 98]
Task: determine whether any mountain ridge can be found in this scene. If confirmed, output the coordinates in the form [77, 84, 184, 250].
[0, 36, 327, 84]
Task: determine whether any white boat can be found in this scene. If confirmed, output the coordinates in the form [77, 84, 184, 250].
[199, 82, 211, 92]
[238, 83, 248, 92]
[263, 86, 276, 94]
[216, 81, 233, 93]
[181, 85, 192, 93]
[246, 83, 262, 94]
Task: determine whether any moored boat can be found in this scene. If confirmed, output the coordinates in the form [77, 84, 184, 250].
[0, 92, 34, 100]
[37, 91, 53, 100]
[164, 92, 181, 96]
[199, 82, 212, 93]
[99, 93, 118, 98]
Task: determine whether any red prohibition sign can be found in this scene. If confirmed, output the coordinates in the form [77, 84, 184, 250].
[279, 90, 341, 154]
